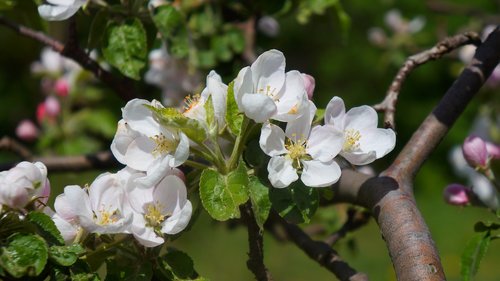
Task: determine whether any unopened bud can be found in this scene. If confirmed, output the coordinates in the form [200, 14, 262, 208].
[54, 79, 69, 97]
[44, 96, 61, 117]
[301, 73, 315, 100]
[16, 119, 39, 142]
[462, 135, 488, 169]
[258, 16, 280, 37]
[443, 184, 470, 206]
[486, 141, 500, 160]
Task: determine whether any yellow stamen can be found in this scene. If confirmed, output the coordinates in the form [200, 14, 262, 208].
[182, 94, 201, 114]
[150, 133, 177, 157]
[258, 85, 279, 101]
[288, 103, 299, 114]
[97, 209, 119, 225]
[343, 129, 361, 152]
[144, 202, 168, 227]
[285, 134, 307, 169]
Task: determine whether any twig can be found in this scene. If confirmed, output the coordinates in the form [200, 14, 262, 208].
[241, 203, 273, 281]
[323, 208, 371, 246]
[237, 17, 257, 64]
[269, 212, 369, 281]
[0, 16, 138, 101]
[373, 32, 481, 129]
[0, 136, 33, 160]
[0, 151, 119, 172]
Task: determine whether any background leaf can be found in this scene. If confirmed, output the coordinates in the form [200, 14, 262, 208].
[0, 233, 48, 278]
[27, 211, 65, 246]
[269, 181, 319, 224]
[248, 176, 272, 230]
[461, 231, 491, 281]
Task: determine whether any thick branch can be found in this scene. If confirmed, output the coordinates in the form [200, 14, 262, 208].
[0, 16, 138, 101]
[373, 32, 481, 129]
[269, 212, 369, 281]
[241, 204, 273, 281]
[0, 151, 119, 172]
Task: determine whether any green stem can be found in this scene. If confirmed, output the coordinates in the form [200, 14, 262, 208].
[190, 145, 216, 163]
[228, 117, 251, 170]
[85, 235, 131, 260]
[184, 159, 210, 170]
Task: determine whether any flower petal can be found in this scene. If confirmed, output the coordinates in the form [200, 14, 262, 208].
[307, 125, 343, 162]
[259, 123, 287, 157]
[124, 136, 156, 171]
[285, 100, 316, 141]
[267, 156, 298, 188]
[359, 128, 396, 159]
[122, 99, 160, 136]
[344, 105, 378, 131]
[162, 201, 192, 235]
[251, 49, 286, 94]
[301, 159, 341, 187]
[234, 66, 252, 109]
[324, 96, 346, 129]
[206, 70, 228, 127]
[241, 93, 277, 123]
[341, 150, 377, 166]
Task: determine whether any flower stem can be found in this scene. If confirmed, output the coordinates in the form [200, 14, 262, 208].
[184, 160, 210, 170]
[228, 117, 251, 171]
[84, 234, 131, 260]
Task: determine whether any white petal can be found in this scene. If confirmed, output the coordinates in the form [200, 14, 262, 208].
[344, 105, 378, 131]
[206, 70, 228, 127]
[359, 128, 396, 159]
[259, 123, 287, 157]
[267, 156, 298, 188]
[155, 175, 187, 215]
[54, 193, 77, 221]
[62, 185, 93, 221]
[172, 132, 190, 167]
[234, 67, 252, 109]
[133, 226, 164, 247]
[162, 201, 192, 235]
[307, 125, 343, 162]
[134, 156, 171, 189]
[124, 136, 156, 171]
[251, 50, 286, 94]
[274, 71, 309, 122]
[324, 96, 346, 129]
[301, 160, 341, 187]
[341, 150, 377, 166]
[122, 99, 160, 136]
[241, 93, 277, 123]
[285, 101, 316, 141]
[110, 120, 136, 165]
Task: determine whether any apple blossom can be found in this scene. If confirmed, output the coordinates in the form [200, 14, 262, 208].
[233, 49, 309, 123]
[60, 169, 133, 234]
[44, 96, 61, 117]
[16, 119, 39, 142]
[38, 0, 86, 21]
[45, 206, 82, 245]
[127, 175, 192, 247]
[0, 162, 50, 209]
[111, 99, 189, 188]
[260, 102, 344, 188]
[54, 78, 70, 97]
[462, 135, 489, 169]
[324, 96, 396, 166]
[443, 184, 471, 206]
[302, 73, 315, 100]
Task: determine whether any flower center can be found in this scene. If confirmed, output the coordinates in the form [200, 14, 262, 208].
[258, 85, 279, 101]
[287, 103, 299, 115]
[285, 136, 308, 169]
[182, 94, 201, 114]
[96, 208, 119, 226]
[144, 202, 167, 227]
[150, 133, 177, 157]
[343, 129, 361, 152]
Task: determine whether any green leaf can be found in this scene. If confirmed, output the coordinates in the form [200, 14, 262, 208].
[0, 0, 15, 10]
[312, 108, 325, 125]
[102, 18, 147, 80]
[211, 36, 232, 62]
[269, 181, 319, 224]
[248, 176, 272, 230]
[225, 81, 243, 136]
[149, 106, 207, 144]
[199, 161, 249, 221]
[161, 250, 195, 279]
[0, 234, 48, 278]
[204, 95, 217, 136]
[49, 245, 85, 267]
[461, 232, 491, 281]
[105, 256, 152, 281]
[225, 28, 245, 53]
[0, 212, 34, 239]
[87, 10, 109, 50]
[153, 5, 184, 38]
[70, 260, 100, 281]
[474, 221, 500, 232]
[27, 211, 65, 246]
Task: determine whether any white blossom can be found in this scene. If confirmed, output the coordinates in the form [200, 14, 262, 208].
[233, 49, 309, 123]
[259, 102, 343, 188]
[38, 0, 86, 21]
[324, 96, 396, 166]
[111, 99, 189, 188]
[127, 174, 192, 247]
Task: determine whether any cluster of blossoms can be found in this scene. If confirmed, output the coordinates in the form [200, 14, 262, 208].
[444, 135, 500, 208]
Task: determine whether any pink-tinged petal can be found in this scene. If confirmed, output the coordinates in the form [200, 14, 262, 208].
[122, 99, 160, 136]
[341, 150, 377, 166]
[89, 173, 125, 213]
[127, 185, 154, 213]
[486, 142, 500, 159]
[267, 156, 298, 188]
[259, 123, 287, 157]
[162, 201, 192, 235]
[62, 185, 93, 219]
[302, 73, 315, 100]
[463, 135, 488, 168]
[285, 101, 316, 141]
[443, 184, 471, 206]
[54, 193, 77, 221]
[324, 96, 346, 128]
[301, 159, 341, 187]
[51, 213, 80, 245]
[344, 105, 378, 131]
[124, 136, 156, 171]
[307, 125, 343, 162]
[241, 93, 277, 123]
[251, 49, 286, 94]
[234, 67, 252, 109]
[359, 128, 396, 159]
[155, 175, 187, 215]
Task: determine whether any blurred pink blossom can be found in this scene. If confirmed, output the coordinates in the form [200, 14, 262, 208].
[302, 73, 316, 100]
[54, 78, 69, 97]
[15, 119, 39, 142]
[443, 184, 470, 206]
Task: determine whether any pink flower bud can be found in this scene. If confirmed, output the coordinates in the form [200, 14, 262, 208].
[44, 96, 61, 117]
[443, 184, 470, 206]
[462, 135, 488, 168]
[54, 79, 69, 97]
[36, 103, 47, 124]
[301, 73, 315, 100]
[486, 141, 500, 160]
[15, 119, 39, 142]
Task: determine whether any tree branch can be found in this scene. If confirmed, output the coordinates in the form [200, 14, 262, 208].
[0, 136, 33, 160]
[268, 212, 369, 281]
[0, 16, 138, 102]
[0, 151, 119, 172]
[373, 32, 481, 129]
[323, 208, 371, 246]
[241, 203, 273, 281]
